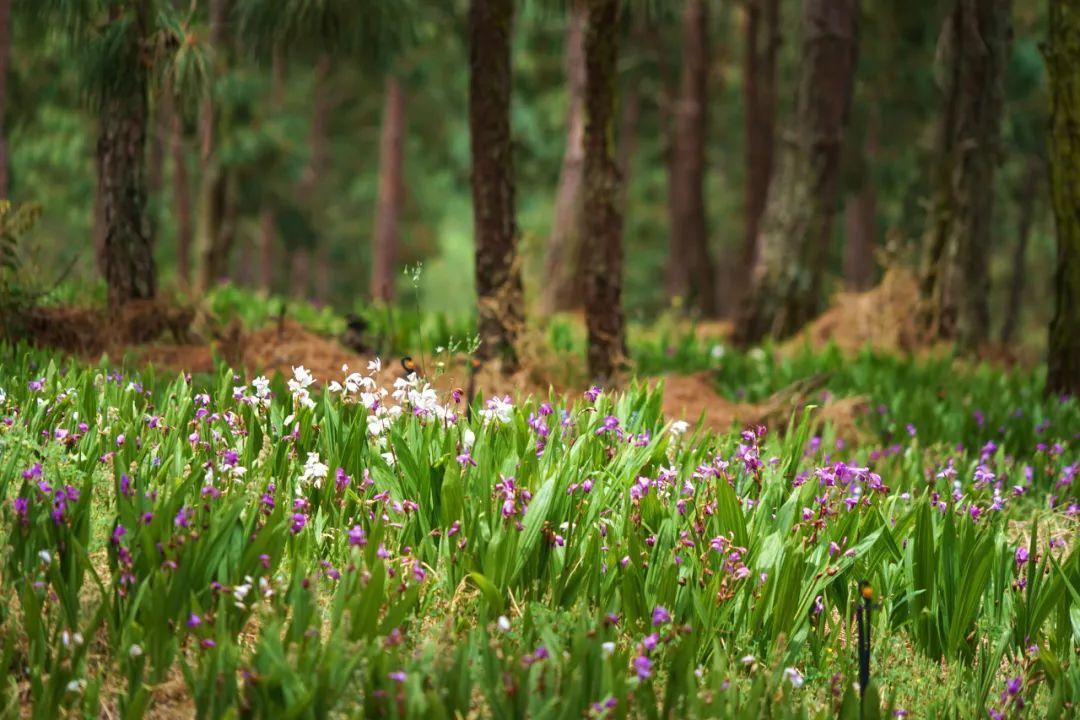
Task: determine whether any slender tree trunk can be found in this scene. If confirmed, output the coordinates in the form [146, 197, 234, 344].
[1046, 0, 1080, 396]
[314, 245, 331, 305]
[291, 248, 310, 301]
[301, 54, 332, 200]
[616, 78, 640, 216]
[920, 0, 1012, 349]
[653, 30, 688, 305]
[258, 207, 276, 292]
[258, 50, 284, 294]
[541, 0, 588, 315]
[98, 4, 156, 306]
[0, 0, 11, 198]
[194, 0, 232, 294]
[999, 158, 1039, 344]
[843, 118, 878, 290]
[740, 0, 780, 307]
[469, 0, 524, 371]
[583, 0, 627, 381]
[371, 75, 406, 303]
[673, 0, 717, 316]
[171, 111, 193, 289]
[735, 0, 859, 343]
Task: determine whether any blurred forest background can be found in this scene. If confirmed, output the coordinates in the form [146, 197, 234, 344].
[0, 0, 1073, 386]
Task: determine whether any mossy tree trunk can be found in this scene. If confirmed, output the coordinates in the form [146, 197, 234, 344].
[469, 0, 524, 372]
[0, 0, 11, 199]
[98, 1, 156, 307]
[735, 0, 859, 344]
[1047, 0, 1080, 396]
[583, 0, 627, 381]
[920, 0, 1012, 350]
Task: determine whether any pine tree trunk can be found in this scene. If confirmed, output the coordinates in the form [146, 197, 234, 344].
[469, 0, 523, 371]
[673, 0, 717, 316]
[654, 30, 688, 305]
[258, 207, 276, 293]
[0, 0, 10, 198]
[257, 50, 285, 294]
[843, 119, 878, 290]
[616, 76, 640, 216]
[541, 0, 587, 315]
[372, 75, 406, 303]
[171, 110, 193, 289]
[735, 0, 858, 344]
[920, 0, 1012, 349]
[302, 54, 332, 200]
[97, 5, 156, 307]
[194, 0, 232, 294]
[583, 0, 627, 381]
[291, 248, 310, 301]
[740, 0, 780, 308]
[1046, 0, 1080, 396]
[1000, 158, 1039, 344]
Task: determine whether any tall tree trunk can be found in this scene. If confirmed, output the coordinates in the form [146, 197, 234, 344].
[98, 4, 156, 306]
[291, 248, 310, 301]
[920, 0, 1012, 349]
[469, 0, 524, 371]
[999, 158, 1039, 344]
[194, 0, 232, 294]
[371, 75, 406, 303]
[672, 0, 717, 316]
[735, 0, 859, 344]
[258, 208, 276, 292]
[616, 78, 640, 216]
[653, 30, 688, 305]
[583, 0, 627, 381]
[171, 110, 193, 289]
[739, 0, 780, 307]
[257, 50, 284, 294]
[0, 0, 11, 198]
[843, 117, 878, 290]
[314, 245, 331, 305]
[541, 0, 588, 315]
[301, 54, 332, 200]
[1046, 0, 1080, 396]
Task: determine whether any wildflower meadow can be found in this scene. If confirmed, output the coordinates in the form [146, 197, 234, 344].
[0, 344, 1076, 718]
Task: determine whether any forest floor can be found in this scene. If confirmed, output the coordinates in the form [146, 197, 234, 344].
[7, 268, 1028, 436]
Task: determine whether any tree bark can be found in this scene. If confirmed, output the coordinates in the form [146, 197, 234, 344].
[735, 0, 859, 344]
[1046, 0, 1080, 396]
[999, 158, 1039, 344]
[291, 247, 310, 300]
[672, 0, 717, 316]
[194, 0, 232, 294]
[98, 3, 156, 307]
[0, 0, 11, 198]
[616, 75, 640, 216]
[583, 0, 627, 381]
[843, 118, 878, 290]
[257, 50, 284, 294]
[171, 110, 193, 289]
[920, 0, 1012, 349]
[371, 75, 406, 303]
[739, 0, 780, 307]
[258, 207, 276, 292]
[540, 0, 588, 315]
[469, 0, 524, 371]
